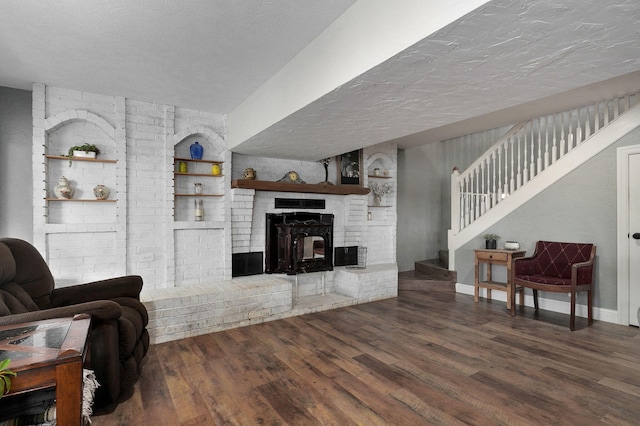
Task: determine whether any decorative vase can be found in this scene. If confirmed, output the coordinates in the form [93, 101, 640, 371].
[93, 185, 110, 200]
[179, 161, 188, 173]
[373, 194, 382, 206]
[194, 199, 204, 221]
[194, 183, 203, 194]
[190, 141, 203, 160]
[211, 164, 221, 175]
[54, 176, 73, 199]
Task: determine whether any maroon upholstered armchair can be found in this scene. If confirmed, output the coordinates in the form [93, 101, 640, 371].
[510, 240, 596, 330]
[0, 238, 149, 415]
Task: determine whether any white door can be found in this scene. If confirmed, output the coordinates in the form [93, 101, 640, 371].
[628, 153, 640, 326]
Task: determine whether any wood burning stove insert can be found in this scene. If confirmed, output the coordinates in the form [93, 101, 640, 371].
[265, 212, 333, 274]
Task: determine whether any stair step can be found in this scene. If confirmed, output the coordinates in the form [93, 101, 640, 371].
[414, 259, 457, 281]
[398, 270, 456, 292]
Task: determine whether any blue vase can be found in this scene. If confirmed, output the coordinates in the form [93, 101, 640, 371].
[190, 141, 203, 160]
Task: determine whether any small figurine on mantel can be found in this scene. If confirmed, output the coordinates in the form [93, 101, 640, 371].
[277, 171, 306, 184]
[243, 168, 256, 180]
[319, 158, 333, 185]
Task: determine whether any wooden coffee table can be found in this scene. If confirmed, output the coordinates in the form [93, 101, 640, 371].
[0, 315, 91, 425]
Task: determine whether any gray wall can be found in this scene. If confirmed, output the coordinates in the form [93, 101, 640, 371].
[454, 126, 640, 310]
[397, 121, 639, 310]
[396, 143, 443, 271]
[396, 126, 509, 272]
[0, 87, 32, 241]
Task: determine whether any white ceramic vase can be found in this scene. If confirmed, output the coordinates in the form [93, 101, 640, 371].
[54, 176, 73, 199]
[93, 184, 110, 200]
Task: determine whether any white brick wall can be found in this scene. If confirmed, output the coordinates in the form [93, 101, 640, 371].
[47, 232, 118, 287]
[335, 264, 398, 300]
[33, 84, 399, 344]
[174, 228, 225, 286]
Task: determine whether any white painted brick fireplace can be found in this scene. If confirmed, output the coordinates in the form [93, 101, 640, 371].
[32, 84, 398, 344]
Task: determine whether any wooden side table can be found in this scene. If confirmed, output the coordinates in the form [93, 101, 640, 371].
[0, 315, 91, 426]
[474, 249, 526, 309]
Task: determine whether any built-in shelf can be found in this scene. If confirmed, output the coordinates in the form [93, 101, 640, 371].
[368, 205, 391, 208]
[368, 175, 392, 179]
[45, 198, 117, 202]
[174, 172, 224, 177]
[45, 155, 117, 164]
[174, 157, 223, 164]
[174, 194, 223, 197]
[231, 180, 370, 195]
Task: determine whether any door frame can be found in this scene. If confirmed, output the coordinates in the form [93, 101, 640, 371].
[617, 144, 640, 325]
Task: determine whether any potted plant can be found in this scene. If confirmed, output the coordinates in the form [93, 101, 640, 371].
[482, 233, 500, 249]
[68, 143, 100, 166]
[0, 359, 16, 398]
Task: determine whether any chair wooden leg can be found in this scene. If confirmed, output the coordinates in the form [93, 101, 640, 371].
[518, 287, 525, 306]
[570, 290, 576, 331]
[588, 289, 593, 325]
[533, 289, 539, 310]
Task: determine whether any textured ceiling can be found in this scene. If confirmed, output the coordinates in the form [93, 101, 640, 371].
[233, 0, 640, 160]
[1, 0, 639, 161]
[0, 0, 355, 112]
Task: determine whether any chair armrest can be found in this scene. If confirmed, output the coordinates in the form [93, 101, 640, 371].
[0, 300, 122, 326]
[112, 297, 149, 325]
[50, 275, 143, 307]
[572, 259, 595, 285]
[513, 256, 538, 275]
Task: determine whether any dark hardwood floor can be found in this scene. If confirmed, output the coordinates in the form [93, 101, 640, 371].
[92, 290, 640, 425]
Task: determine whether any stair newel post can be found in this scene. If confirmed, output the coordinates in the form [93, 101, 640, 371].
[451, 167, 460, 234]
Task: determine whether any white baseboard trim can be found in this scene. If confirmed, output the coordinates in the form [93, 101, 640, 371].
[455, 283, 618, 325]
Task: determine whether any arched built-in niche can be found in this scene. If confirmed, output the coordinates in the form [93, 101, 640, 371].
[173, 125, 225, 157]
[172, 126, 226, 223]
[366, 152, 393, 177]
[45, 110, 115, 139]
[43, 110, 119, 223]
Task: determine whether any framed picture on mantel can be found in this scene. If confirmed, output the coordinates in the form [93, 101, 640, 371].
[337, 149, 363, 186]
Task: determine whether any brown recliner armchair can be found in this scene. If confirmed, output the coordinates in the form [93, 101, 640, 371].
[0, 238, 149, 415]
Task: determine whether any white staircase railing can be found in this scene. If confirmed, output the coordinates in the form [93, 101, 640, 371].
[451, 93, 639, 234]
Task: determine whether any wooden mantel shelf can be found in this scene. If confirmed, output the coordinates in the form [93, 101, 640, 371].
[231, 180, 370, 195]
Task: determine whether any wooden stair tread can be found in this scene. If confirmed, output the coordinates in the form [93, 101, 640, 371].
[398, 269, 456, 292]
